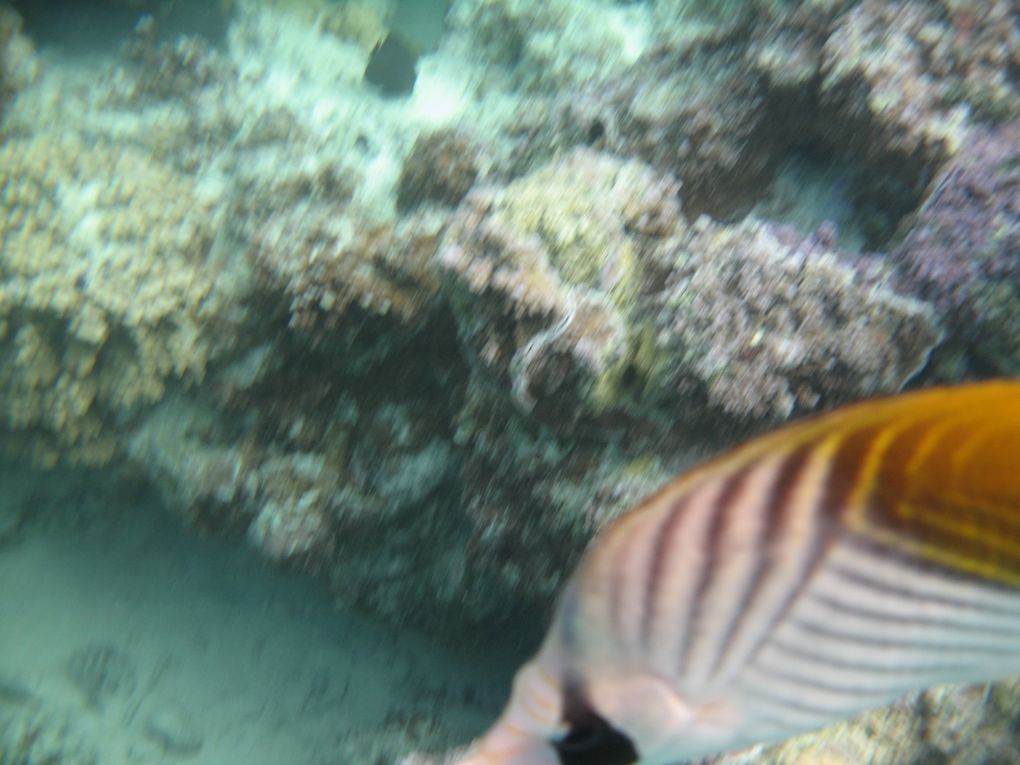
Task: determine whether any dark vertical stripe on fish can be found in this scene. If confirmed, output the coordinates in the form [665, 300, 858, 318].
[707, 443, 815, 679]
[640, 493, 692, 654]
[820, 424, 883, 524]
[868, 417, 940, 515]
[736, 427, 878, 673]
[677, 464, 755, 676]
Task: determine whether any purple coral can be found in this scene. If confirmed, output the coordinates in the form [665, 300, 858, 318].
[898, 121, 1020, 305]
[895, 120, 1020, 371]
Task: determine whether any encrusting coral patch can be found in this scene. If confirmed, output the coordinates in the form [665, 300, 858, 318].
[648, 218, 942, 420]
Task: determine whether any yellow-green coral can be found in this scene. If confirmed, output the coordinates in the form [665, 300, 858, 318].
[444, 149, 681, 416]
[0, 131, 239, 465]
[491, 151, 666, 313]
[590, 322, 663, 412]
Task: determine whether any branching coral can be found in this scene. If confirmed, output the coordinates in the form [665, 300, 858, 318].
[0, 131, 245, 465]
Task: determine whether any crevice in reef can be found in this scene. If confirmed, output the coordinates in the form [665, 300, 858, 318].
[752, 143, 864, 252]
[736, 84, 936, 253]
[750, 138, 934, 254]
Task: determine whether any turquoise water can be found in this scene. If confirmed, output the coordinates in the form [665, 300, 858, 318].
[0, 1, 1017, 763]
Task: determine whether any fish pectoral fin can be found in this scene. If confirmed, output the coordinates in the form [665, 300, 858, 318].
[588, 672, 741, 763]
[587, 672, 692, 753]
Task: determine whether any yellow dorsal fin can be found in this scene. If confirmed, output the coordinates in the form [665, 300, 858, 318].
[629, 381, 1020, 583]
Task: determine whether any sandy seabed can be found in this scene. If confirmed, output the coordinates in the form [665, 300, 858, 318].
[0, 461, 514, 764]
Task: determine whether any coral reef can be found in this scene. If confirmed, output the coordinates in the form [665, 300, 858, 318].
[123, 181, 462, 614]
[895, 119, 1020, 375]
[448, 384, 685, 619]
[123, 17, 232, 101]
[0, 0, 973, 641]
[597, 45, 773, 223]
[127, 371, 468, 629]
[444, 0, 652, 93]
[495, 0, 994, 249]
[441, 149, 940, 426]
[0, 131, 246, 466]
[939, 0, 1020, 122]
[249, 208, 443, 361]
[817, 1, 966, 159]
[3, 0, 1020, 759]
[439, 149, 678, 424]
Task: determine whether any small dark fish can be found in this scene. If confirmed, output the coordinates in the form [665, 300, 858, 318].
[364, 33, 418, 98]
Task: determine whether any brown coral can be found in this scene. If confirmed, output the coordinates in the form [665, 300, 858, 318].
[0, 131, 244, 465]
[441, 149, 939, 426]
[500, 0, 965, 249]
[250, 208, 442, 358]
[397, 128, 481, 212]
[895, 119, 1020, 375]
[939, 0, 1020, 122]
[436, 150, 941, 631]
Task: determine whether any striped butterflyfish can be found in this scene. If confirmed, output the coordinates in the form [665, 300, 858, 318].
[452, 381, 1020, 765]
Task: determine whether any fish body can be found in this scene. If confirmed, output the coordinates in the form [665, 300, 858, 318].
[454, 381, 1020, 765]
